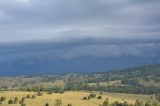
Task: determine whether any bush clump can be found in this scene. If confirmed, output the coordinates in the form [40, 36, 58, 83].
[97, 96, 102, 99]
[26, 94, 31, 98]
[54, 99, 62, 106]
[32, 95, 36, 99]
[89, 93, 96, 98]
[22, 97, 26, 101]
[103, 98, 109, 106]
[60, 90, 64, 94]
[8, 99, 14, 104]
[14, 97, 19, 104]
[67, 103, 72, 106]
[45, 103, 49, 106]
[1, 96, 6, 101]
[83, 96, 88, 100]
[47, 91, 53, 94]
[37, 91, 43, 96]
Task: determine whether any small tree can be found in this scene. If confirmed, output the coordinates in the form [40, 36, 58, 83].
[152, 102, 158, 106]
[14, 97, 19, 104]
[60, 90, 64, 94]
[145, 101, 152, 106]
[100, 92, 103, 95]
[20, 100, 26, 106]
[37, 91, 43, 96]
[88, 96, 91, 100]
[67, 103, 72, 106]
[47, 91, 53, 94]
[1, 96, 6, 101]
[15, 97, 18, 101]
[45, 103, 49, 106]
[89, 93, 96, 98]
[123, 101, 129, 106]
[135, 99, 143, 106]
[8, 99, 14, 104]
[22, 97, 25, 101]
[54, 99, 62, 106]
[26, 94, 31, 98]
[103, 98, 109, 106]
[21, 103, 26, 106]
[155, 94, 160, 102]
[32, 95, 36, 99]
[97, 96, 102, 99]
[83, 96, 87, 100]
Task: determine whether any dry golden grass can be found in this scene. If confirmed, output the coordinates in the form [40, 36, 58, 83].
[0, 91, 154, 106]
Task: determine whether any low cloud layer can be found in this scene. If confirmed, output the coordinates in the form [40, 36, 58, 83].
[0, 0, 160, 43]
[0, 40, 159, 61]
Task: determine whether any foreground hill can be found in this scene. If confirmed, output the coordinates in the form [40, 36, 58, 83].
[0, 64, 160, 94]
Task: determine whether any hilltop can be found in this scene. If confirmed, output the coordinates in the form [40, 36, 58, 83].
[0, 64, 160, 94]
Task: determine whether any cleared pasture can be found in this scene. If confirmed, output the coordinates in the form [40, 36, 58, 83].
[0, 91, 155, 106]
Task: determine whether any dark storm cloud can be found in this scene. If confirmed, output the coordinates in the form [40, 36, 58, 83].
[0, 0, 160, 43]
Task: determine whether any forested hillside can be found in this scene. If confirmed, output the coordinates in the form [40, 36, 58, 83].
[0, 64, 160, 94]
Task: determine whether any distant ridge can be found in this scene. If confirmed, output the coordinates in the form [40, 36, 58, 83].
[92, 64, 160, 74]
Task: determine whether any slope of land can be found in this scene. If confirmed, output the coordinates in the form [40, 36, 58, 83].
[0, 64, 160, 94]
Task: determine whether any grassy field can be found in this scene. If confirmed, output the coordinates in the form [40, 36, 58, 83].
[0, 91, 156, 106]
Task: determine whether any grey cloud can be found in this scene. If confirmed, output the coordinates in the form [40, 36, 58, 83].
[60, 44, 139, 59]
[60, 42, 160, 60]
[0, 0, 160, 43]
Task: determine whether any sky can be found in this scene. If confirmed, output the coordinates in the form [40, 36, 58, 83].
[0, 0, 160, 75]
[0, 0, 160, 43]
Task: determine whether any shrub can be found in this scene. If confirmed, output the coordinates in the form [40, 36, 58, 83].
[89, 93, 96, 98]
[100, 92, 103, 95]
[123, 101, 129, 106]
[152, 102, 158, 106]
[21, 103, 26, 106]
[88, 96, 91, 100]
[47, 91, 53, 94]
[45, 103, 49, 106]
[22, 97, 25, 101]
[60, 90, 64, 94]
[19, 100, 22, 104]
[20, 100, 26, 106]
[111, 101, 120, 106]
[19, 100, 25, 104]
[145, 101, 152, 106]
[135, 99, 143, 106]
[15, 97, 18, 101]
[1, 96, 6, 101]
[103, 98, 109, 106]
[155, 94, 160, 102]
[97, 96, 102, 99]
[14, 97, 18, 104]
[83, 96, 87, 100]
[32, 95, 36, 99]
[67, 103, 72, 106]
[8, 99, 14, 104]
[55, 91, 59, 93]
[37, 91, 43, 96]
[26, 94, 31, 98]
[54, 99, 62, 106]
[14, 99, 18, 104]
